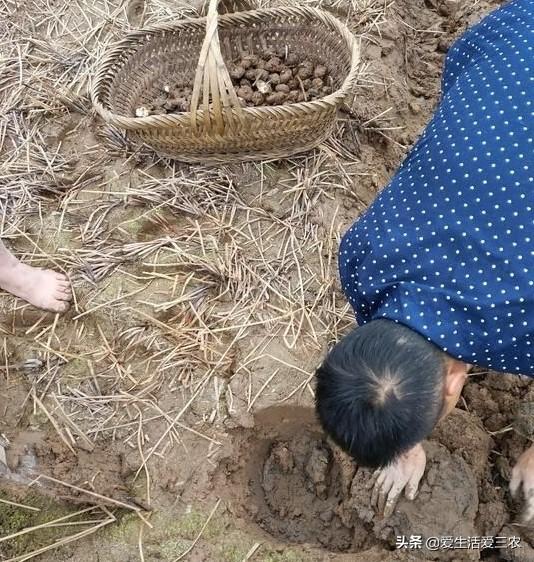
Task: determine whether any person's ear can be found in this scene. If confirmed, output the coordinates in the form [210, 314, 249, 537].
[444, 359, 468, 398]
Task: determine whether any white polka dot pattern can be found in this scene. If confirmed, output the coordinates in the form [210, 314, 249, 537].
[339, 0, 534, 374]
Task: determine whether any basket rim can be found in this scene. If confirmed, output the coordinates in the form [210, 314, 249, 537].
[91, 5, 361, 131]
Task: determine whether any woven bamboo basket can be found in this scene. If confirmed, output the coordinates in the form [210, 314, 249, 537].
[91, 0, 360, 163]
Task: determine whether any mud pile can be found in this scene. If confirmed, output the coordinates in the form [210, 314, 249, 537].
[220, 392, 534, 561]
[254, 433, 480, 559]
[257, 433, 360, 552]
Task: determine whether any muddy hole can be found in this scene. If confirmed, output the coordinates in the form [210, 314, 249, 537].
[258, 433, 352, 551]
[220, 405, 510, 560]
[222, 406, 379, 553]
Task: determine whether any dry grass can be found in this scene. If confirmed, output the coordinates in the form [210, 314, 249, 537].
[0, 0, 397, 558]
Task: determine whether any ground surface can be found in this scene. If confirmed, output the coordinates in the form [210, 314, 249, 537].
[2, 0, 530, 561]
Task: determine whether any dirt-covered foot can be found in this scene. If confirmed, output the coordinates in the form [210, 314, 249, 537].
[0, 261, 71, 313]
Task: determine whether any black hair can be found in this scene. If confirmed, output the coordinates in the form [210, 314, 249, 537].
[315, 319, 446, 468]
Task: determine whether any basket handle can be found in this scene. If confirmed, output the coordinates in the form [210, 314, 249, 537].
[190, 0, 245, 133]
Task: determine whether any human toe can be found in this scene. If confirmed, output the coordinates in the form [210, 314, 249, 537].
[55, 288, 72, 301]
[49, 299, 70, 313]
[54, 272, 69, 283]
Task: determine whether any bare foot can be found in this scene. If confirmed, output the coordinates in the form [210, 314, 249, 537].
[0, 261, 72, 313]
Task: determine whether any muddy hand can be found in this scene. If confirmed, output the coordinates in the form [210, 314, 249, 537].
[367, 443, 426, 518]
[510, 444, 534, 522]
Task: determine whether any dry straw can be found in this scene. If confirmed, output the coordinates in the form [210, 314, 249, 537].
[91, 0, 360, 163]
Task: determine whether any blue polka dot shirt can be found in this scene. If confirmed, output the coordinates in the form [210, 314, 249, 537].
[340, 0, 533, 375]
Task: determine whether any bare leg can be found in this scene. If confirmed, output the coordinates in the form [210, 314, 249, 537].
[0, 240, 71, 313]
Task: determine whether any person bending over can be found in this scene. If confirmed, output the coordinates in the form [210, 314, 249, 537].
[315, 0, 533, 519]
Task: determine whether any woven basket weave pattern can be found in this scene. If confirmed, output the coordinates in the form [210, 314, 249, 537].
[92, 6, 359, 163]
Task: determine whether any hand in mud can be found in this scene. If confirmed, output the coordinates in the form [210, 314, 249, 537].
[510, 444, 534, 522]
[368, 443, 426, 518]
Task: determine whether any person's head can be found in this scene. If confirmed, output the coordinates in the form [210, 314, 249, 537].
[315, 319, 469, 468]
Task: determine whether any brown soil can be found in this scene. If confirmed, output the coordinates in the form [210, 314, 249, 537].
[2, 429, 131, 505]
[2, 0, 525, 561]
[215, 397, 531, 561]
[229, 407, 365, 553]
